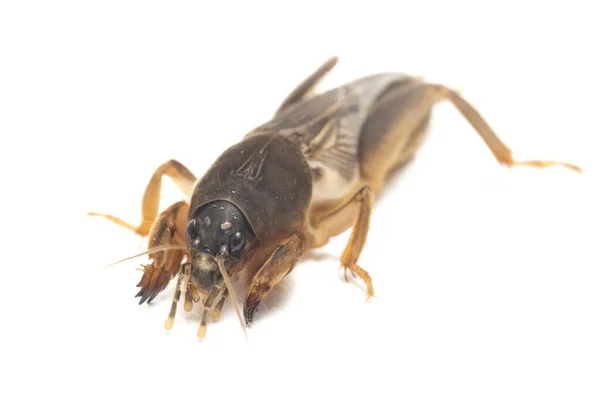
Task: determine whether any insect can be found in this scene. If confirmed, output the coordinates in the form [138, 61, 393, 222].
[90, 56, 580, 339]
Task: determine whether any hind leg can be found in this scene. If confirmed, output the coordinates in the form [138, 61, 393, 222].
[360, 80, 581, 187]
[439, 85, 580, 171]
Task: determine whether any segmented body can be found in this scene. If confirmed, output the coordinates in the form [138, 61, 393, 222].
[254, 74, 408, 199]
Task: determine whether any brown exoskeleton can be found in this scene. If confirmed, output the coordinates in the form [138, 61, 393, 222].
[91, 56, 580, 339]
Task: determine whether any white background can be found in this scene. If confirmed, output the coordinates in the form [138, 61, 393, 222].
[1, 1, 599, 399]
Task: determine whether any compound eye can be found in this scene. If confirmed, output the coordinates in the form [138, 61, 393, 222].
[229, 231, 245, 256]
[186, 219, 200, 240]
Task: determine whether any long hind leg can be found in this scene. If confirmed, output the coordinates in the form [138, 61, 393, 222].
[442, 86, 580, 171]
[360, 80, 581, 187]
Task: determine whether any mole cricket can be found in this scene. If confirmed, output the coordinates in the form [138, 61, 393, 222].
[90, 56, 581, 339]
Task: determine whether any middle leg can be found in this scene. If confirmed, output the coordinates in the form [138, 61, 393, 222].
[309, 186, 376, 301]
[89, 159, 197, 236]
